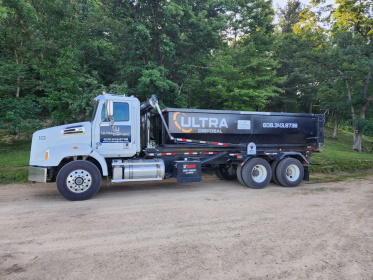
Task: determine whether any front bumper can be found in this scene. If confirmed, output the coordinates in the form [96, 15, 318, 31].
[28, 166, 48, 183]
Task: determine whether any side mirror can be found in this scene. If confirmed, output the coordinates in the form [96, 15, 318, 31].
[105, 100, 114, 125]
[106, 100, 114, 118]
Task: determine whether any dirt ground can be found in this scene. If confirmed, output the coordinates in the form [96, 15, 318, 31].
[0, 175, 372, 280]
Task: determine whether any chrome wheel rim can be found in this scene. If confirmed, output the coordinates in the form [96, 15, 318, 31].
[286, 164, 300, 182]
[66, 169, 92, 193]
[252, 165, 267, 183]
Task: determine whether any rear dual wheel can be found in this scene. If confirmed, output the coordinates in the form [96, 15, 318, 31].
[275, 158, 304, 187]
[215, 165, 237, 181]
[237, 157, 304, 189]
[238, 158, 272, 189]
[271, 160, 280, 185]
[237, 165, 245, 186]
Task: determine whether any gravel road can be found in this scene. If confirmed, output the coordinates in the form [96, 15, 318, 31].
[1, 176, 372, 280]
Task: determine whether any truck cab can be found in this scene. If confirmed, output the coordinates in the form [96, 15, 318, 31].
[90, 94, 140, 158]
[29, 93, 144, 200]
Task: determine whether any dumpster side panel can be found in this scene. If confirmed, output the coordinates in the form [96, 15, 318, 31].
[153, 109, 323, 148]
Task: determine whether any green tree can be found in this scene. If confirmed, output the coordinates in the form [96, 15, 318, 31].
[294, 0, 373, 151]
[332, 0, 373, 151]
[267, 0, 308, 113]
[0, 97, 42, 139]
[0, 0, 37, 99]
[30, 0, 107, 124]
[317, 81, 350, 138]
[0, 0, 41, 139]
[109, 0, 227, 107]
[202, 0, 281, 111]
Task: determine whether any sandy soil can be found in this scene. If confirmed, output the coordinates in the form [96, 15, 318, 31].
[0, 176, 372, 280]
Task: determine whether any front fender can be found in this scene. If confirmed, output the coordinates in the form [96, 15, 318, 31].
[279, 152, 308, 164]
[88, 150, 108, 176]
[47, 143, 108, 176]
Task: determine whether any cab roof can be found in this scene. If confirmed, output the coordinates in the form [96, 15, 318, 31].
[94, 93, 139, 102]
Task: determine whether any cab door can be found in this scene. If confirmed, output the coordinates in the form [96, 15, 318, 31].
[93, 100, 137, 158]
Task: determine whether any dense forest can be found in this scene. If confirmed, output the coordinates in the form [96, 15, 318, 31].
[0, 0, 372, 151]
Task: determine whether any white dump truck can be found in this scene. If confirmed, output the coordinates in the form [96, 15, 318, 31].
[29, 93, 324, 200]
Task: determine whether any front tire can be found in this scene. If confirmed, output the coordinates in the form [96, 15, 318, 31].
[241, 158, 271, 189]
[276, 158, 304, 187]
[56, 160, 102, 201]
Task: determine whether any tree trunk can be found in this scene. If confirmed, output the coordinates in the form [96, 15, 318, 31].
[352, 131, 363, 152]
[15, 128, 20, 141]
[16, 76, 20, 98]
[342, 78, 362, 151]
[14, 48, 20, 98]
[177, 82, 184, 95]
[337, 69, 372, 153]
[332, 115, 338, 139]
[14, 48, 21, 140]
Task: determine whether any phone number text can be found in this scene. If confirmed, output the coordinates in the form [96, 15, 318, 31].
[263, 123, 298, 128]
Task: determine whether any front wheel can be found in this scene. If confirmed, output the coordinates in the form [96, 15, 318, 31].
[56, 160, 102, 201]
[276, 158, 304, 187]
[241, 158, 272, 189]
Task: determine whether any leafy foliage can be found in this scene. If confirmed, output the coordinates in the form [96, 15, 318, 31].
[202, 0, 281, 111]
[0, 0, 371, 152]
[0, 97, 42, 138]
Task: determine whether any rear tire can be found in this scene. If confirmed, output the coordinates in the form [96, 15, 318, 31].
[276, 158, 304, 187]
[241, 158, 271, 189]
[237, 165, 245, 186]
[215, 165, 237, 181]
[271, 160, 280, 185]
[56, 160, 102, 201]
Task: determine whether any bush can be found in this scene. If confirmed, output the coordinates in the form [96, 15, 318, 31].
[0, 96, 43, 139]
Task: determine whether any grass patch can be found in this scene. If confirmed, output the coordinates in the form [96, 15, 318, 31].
[309, 127, 373, 176]
[310, 172, 373, 182]
[0, 134, 31, 184]
[293, 187, 348, 196]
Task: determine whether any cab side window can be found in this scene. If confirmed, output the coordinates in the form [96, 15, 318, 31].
[113, 102, 129, 121]
[101, 102, 129, 122]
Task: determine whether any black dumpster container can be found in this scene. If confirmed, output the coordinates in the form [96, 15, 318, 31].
[153, 108, 324, 149]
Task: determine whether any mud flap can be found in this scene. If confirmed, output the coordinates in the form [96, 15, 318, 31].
[303, 166, 309, 181]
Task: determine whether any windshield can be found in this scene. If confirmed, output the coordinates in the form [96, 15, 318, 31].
[90, 100, 99, 122]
